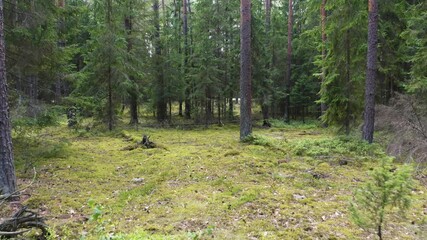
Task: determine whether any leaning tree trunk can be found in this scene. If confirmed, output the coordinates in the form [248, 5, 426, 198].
[284, 0, 293, 123]
[362, 0, 378, 143]
[240, 0, 252, 140]
[0, 0, 17, 196]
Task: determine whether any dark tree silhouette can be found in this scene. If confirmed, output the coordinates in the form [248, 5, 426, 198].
[363, 0, 378, 143]
[153, 0, 167, 122]
[320, 0, 327, 117]
[0, 0, 17, 196]
[284, 0, 293, 123]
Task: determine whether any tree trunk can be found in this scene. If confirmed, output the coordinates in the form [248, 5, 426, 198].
[0, 0, 17, 196]
[362, 0, 378, 143]
[55, 0, 65, 104]
[228, 97, 233, 120]
[284, 0, 293, 123]
[183, 0, 191, 119]
[262, 0, 271, 127]
[178, 100, 183, 116]
[108, 65, 113, 131]
[345, 30, 351, 135]
[205, 87, 212, 127]
[27, 75, 38, 118]
[240, 0, 252, 140]
[153, 0, 167, 122]
[107, 0, 114, 131]
[129, 92, 138, 125]
[217, 97, 221, 125]
[320, 0, 327, 118]
[125, 6, 139, 125]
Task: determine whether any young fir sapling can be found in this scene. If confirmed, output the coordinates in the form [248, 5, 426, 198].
[350, 158, 413, 240]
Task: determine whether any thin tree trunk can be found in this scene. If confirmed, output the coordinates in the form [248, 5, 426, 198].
[228, 97, 233, 119]
[178, 100, 183, 116]
[320, 0, 327, 118]
[217, 97, 221, 125]
[183, 0, 191, 119]
[262, 0, 271, 127]
[107, 0, 113, 130]
[12, 0, 18, 27]
[0, 0, 17, 195]
[345, 30, 351, 135]
[55, 0, 65, 104]
[108, 65, 113, 131]
[27, 75, 38, 118]
[240, 0, 252, 139]
[284, 0, 293, 123]
[169, 98, 172, 122]
[55, 79, 61, 103]
[362, 0, 378, 143]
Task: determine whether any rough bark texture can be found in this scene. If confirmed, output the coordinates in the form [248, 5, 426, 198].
[0, 0, 17, 195]
[284, 0, 293, 123]
[261, 0, 271, 127]
[183, 0, 191, 119]
[239, 0, 252, 140]
[320, 0, 327, 116]
[153, 0, 167, 122]
[363, 0, 378, 143]
[125, 9, 138, 125]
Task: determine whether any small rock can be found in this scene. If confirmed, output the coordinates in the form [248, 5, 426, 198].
[293, 194, 306, 200]
[132, 178, 144, 184]
[339, 159, 348, 165]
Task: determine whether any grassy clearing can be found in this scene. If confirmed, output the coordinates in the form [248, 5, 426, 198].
[4, 121, 427, 239]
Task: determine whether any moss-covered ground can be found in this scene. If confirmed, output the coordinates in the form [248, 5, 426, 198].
[3, 120, 427, 239]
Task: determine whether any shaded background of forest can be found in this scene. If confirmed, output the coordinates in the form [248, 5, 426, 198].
[3, 0, 427, 156]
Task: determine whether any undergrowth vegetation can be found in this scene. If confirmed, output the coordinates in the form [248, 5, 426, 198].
[4, 120, 427, 239]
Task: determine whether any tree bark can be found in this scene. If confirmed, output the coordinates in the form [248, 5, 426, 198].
[345, 30, 351, 135]
[240, 0, 252, 139]
[262, 0, 271, 127]
[183, 0, 191, 119]
[125, 5, 139, 125]
[56, 0, 65, 104]
[320, 0, 327, 117]
[0, 0, 17, 196]
[107, 0, 113, 130]
[284, 0, 293, 123]
[153, 0, 167, 122]
[362, 0, 378, 143]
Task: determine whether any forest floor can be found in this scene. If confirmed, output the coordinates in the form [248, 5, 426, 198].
[2, 120, 427, 239]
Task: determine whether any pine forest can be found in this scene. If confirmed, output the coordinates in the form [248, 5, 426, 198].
[0, 0, 427, 239]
